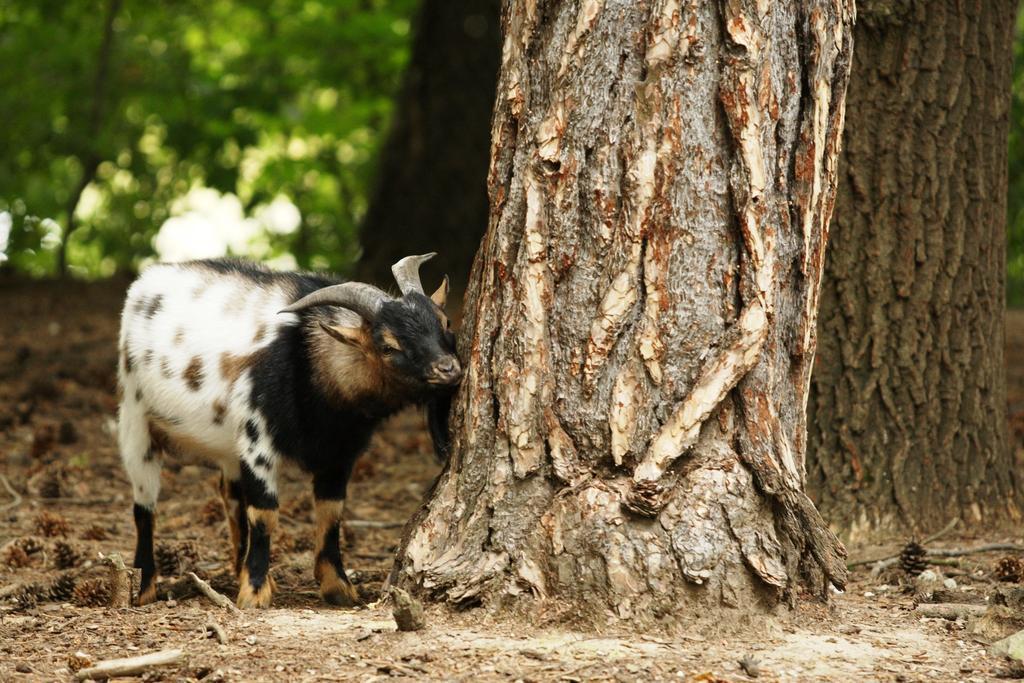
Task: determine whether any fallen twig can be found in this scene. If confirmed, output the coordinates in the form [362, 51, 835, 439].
[204, 621, 228, 644]
[75, 649, 184, 681]
[188, 572, 241, 614]
[0, 474, 22, 513]
[928, 543, 1024, 558]
[26, 496, 117, 506]
[914, 603, 988, 620]
[922, 518, 961, 545]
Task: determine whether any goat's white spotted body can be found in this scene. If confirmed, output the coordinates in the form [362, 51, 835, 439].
[118, 263, 297, 505]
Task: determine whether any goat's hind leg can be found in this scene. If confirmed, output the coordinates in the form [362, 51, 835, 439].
[119, 397, 161, 605]
[218, 466, 248, 576]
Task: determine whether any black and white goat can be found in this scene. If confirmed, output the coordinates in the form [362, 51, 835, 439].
[117, 254, 460, 608]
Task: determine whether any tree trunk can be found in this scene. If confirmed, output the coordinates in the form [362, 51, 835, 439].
[358, 0, 502, 290]
[392, 0, 854, 624]
[808, 0, 1019, 538]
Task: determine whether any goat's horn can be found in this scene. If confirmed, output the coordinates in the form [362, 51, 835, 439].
[391, 252, 436, 295]
[279, 282, 389, 320]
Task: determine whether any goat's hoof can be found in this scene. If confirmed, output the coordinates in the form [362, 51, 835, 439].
[136, 582, 158, 606]
[236, 571, 274, 608]
[322, 584, 359, 607]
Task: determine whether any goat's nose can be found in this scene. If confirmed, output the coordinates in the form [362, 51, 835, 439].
[433, 356, 462, 384]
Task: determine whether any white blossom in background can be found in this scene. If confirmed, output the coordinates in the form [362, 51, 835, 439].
[153, 187, 301, 266]
[40, 218, 62, 250]
[256, 195, 301, 235]
[0, 211, 10, 263]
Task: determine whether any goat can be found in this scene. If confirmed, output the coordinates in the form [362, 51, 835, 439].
[117, 254, 460, 608]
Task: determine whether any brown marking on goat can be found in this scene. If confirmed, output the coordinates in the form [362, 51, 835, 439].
[144, 294, 163, 319]
[122, 343, 135, 374]
[173, 327, 185, 346]
[212, 400, 227, 425]
[314, 499, 344, 559]
[247, 506, 278, 530]
[307, 321, 396, 408]
[381, 329, 402, 352]
[136, 582, 157, 606]
[142, 349, 154, 367]
[135, 387, 144, 402]
[237, 566, 275, 609]
[159, 356, 174, 379]
[316, 557, 357, 606]
[219, 349, 266, 388]
[183, 356, 204, 391]
[147, 420, 169, 451]
[313, 499, 357, 605]
[222, 291, 250, 317]
[253, 323, 268, 343]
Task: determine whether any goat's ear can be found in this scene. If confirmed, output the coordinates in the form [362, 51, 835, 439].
[430, 275, 449, 309]
[319, 321, 366, 348]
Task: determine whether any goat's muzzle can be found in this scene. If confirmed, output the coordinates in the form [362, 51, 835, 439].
[428, 356, 462, 386]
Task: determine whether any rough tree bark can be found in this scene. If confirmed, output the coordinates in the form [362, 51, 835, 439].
[391, 0, 854, 624]
[358, 0, 502, 290]
[808, 0, 1020, 537]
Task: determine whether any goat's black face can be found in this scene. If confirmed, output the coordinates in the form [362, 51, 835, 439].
[372, 293, 461, 389]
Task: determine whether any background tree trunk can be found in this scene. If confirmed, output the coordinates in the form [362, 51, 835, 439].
[358, 0, 502, 291]
[808, 0, 1020, 538]
[392, 0, 854, 625]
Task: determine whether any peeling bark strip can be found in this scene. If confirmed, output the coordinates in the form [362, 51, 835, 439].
[394, 0, 853, 624]
[809, 0, 1020, 537]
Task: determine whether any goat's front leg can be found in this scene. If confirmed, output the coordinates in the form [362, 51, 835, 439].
[235, 428, 279, 609]
[312, 467, 358, 607]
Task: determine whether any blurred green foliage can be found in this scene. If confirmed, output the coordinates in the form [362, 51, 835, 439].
[0, 0, 416, 277]
[1008, 5, 1024, 306]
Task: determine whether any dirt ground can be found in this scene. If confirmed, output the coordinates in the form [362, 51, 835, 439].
[2, 280, 1024, 682]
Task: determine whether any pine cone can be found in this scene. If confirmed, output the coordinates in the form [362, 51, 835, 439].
[199, 498, 224, 526]
[73, 578, 111, 607]
[900, 540, 928, 576]
[35, 511, 70, 537]
[81, 524, 108, 541]
[995, 556, 1024, 583]
[11, 583, 46, 611]
[67, 652, 92, 674]
[15, 536, 45, 555]
[53, 541, 81, 569]
[48, 574, 77, 602]
[37, 468, 64, 499]
[2, 545, 31, 568]
[156, 542, 199, 577]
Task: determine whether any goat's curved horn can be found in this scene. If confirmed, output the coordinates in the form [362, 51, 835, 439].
[279, 282, 389, 320]
[391, 252, 436, 295]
